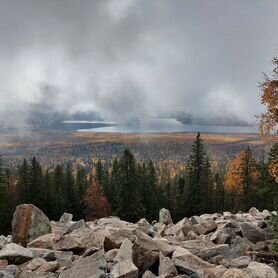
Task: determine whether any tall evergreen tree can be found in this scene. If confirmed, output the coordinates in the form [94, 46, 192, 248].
[75, 168, 89, 219]
[17, 158, 29, 204]
[115, 149, 143, 222]
[0, 156, 12, 235]
[53, 164, 66, 220]
[186, 133, 207, 215]
[28, 157, 43, 207]
[65, 163, 75, 213]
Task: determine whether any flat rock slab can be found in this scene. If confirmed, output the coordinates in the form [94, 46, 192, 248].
[0, 243, 33, 264]
[58, 249, 106, 278]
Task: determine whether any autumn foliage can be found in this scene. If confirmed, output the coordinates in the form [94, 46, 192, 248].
[83, 179, 112, 221]
[259, 57, 278, 139]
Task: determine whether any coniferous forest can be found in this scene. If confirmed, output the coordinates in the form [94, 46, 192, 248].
[0, 133, 277, 235]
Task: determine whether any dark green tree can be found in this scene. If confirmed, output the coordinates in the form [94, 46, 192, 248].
[186, 133, 207, 215]
[17, 158, 29, 204]
[115, 149, 143, 222]
[0, 156, 12, 235]
[28, 157, 43, 207]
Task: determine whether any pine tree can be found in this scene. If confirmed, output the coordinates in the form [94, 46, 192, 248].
[115, 149, 143, 222]
[187, 133, 207, 215]
[28, 157, 43, 207]
[109, 159, 120, 210]
[53, 164, 66, 220]
[0, 156, 12, 235]
[65, 163, 75, 213]
[214, 173, 225, 212]
[201, 157, 213, 213]
[17, 158, 29, 204]
[75, 168, 89, 219]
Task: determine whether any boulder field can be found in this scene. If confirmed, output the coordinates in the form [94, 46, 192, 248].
[0, 204, 277, 278]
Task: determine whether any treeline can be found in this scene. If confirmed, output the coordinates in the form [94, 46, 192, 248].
[0, 133, 278, 235]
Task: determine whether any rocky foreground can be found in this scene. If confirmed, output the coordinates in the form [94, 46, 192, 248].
[0, 205, 278, 278]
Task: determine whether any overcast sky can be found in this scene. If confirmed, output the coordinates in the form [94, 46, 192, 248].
[0, 0, 277, 123]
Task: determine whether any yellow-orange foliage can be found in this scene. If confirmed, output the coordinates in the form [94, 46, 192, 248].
[269, 160, 278, 183]
[259, 57, 278, 140]
[225, 150, 260, 193]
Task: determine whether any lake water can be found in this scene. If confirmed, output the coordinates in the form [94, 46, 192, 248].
[77, 118, 258, 134]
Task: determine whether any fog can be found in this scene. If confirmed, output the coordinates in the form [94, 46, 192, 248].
[0, 0, 277, 125]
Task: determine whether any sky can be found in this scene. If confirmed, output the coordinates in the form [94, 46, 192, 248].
[0, 0, 277, 124]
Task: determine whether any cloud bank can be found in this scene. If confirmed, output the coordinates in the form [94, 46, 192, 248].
[0, 0, 278, 124]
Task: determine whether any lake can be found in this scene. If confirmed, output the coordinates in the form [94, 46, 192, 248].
[77, 118, 258, 134]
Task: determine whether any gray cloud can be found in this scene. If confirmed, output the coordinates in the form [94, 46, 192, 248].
[0, 0, 277, 124]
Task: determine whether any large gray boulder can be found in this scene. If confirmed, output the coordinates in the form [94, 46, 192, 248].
[114, 238, 133, 263]
[111, 260, 138, 278]
[58, 249, 106, 278]
[12, 204, 51, 247]
[159, 252, 177, 276]
[246, 262, 276, 278]
[159, 208, 173, 226]
[172, 247, 215, 277]
[223, 268, 250, 278]
[0, 243, 33, 264]
[240, 223, 266, 243]
[27, 233, 56, 249]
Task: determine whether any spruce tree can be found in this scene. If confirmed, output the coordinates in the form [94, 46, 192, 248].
[115, 149, 143, 222]
[187, 133, 207, 215]
[75, 168, 89, 219]
[0, 156, 12, 235]
[28, 157, 43, 207]
[65, 163, 75, 214]
[17, 158, 29, 204]
[53, 164, 66, 220]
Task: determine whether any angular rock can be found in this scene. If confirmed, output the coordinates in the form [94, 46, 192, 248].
[12, 204, 51, 247]
[151, 222, 166, 238]
[182, 239, 215, 256]
[240, 223, 265, 243]
[193, 219, 217, 235]
[230, 236, 255, 257]
[35, 261, 59, 273]
[0, 259, 8, 267]
[142, 270, 156, 278]
[53, 235, 84, 252]
[114, 238, 133, 263]
[0, 243, 33, 264]
[172, 247, 215, 277]
[132, 243, 158, 274]
[210, 230, 230, 244]
[58, 249, 106, 278]
[27, 233, 56, 249]
[104, 248, 118, 262]
[104, 228, 136, 250]
[111, 260, 138, 278]
[59, 213, 73, 225]
[17, 272, 58, 278]
[135, 230, 176, 256]
[223, 268, 250, 278]
[159, 208, 173, 226]
[136, 219, 151, 235]
[159, 252, 177, 276]
[25, 257, 47, 271]
[246, 262, 276, 278]
[0, 265, 18, 278]
[165, 218, 192, 240]
[220, 256, 251, 269]
[0, 235, 11, 249]
[200, 244, 230, 261]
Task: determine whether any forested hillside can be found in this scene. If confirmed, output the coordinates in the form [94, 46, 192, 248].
[0, 133, 277, 235]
